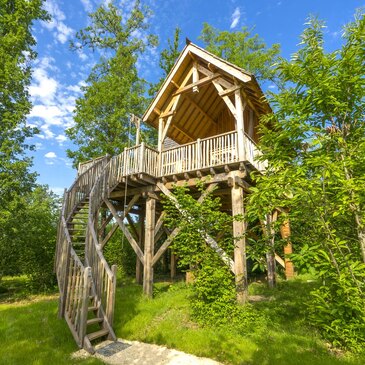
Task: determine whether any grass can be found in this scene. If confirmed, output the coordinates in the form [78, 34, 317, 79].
[1, 274, 365, 365]
[0, 277, 103, 365]
[113, 275, 365, 365]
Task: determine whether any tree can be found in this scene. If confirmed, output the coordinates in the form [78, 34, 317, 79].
[66, 0, 158, 166]
[0, 0, 48, 205]
[0, 0, 48, 282]
[246, 11, 365, 351]
[199, 23, 281, 87]
[149, 27, 181, 97]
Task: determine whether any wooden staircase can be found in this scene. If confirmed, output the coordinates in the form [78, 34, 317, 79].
[55, 156, 117, 353]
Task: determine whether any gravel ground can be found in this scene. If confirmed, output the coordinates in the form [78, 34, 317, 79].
[72, 339, 223, 365]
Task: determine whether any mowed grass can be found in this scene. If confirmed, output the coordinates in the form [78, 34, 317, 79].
[1, 275, 365, 365]
[113, 276, 365, 365]
[0, 277, 103, 365]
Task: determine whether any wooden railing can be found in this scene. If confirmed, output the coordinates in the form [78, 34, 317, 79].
[102, 131, 265, 182]
[78, 155, 107, 176]
[110, 143, 159, 180]
[55, 215, 91, 347]
[86, 161, 117, 326]
[161, 131, 239, 176]
[64, 156, 109, 221]
[56, 155, 116, 349]
[242, 134, 267, 171]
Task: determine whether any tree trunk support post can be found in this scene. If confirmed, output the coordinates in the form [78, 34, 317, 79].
[143, 197, 155, 297]
[136, 210, 145, 284]
[231, 177, 248, 304]
[280, 213, 295, 279]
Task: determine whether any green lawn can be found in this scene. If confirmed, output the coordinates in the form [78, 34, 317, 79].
[1, 275, 364, 365]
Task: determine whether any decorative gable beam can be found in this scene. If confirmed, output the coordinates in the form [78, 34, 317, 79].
[172, 73, 221, 97]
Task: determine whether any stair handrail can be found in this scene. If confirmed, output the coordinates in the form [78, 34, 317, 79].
[64, 155, 110, 222]
[55, 155, 110, 349]
[85, 159, 117, 327]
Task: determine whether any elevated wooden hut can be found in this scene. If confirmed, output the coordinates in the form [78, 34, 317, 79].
[55, 42, 292, 353]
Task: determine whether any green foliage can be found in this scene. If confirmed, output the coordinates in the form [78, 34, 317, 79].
[199, 23, 281, 86]
[66, 0, 158, 166]
[162, 182, 246, 325]
[149, 27, 181, 97]
[0, 186, 59, 290]
[246, 11, 365, 351]
[103, 228, 136, 280]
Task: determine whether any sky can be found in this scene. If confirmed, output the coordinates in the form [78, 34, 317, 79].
[27, 0, 364, 195]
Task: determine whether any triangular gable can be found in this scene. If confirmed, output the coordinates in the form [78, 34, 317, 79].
[143, 42, 271, 145]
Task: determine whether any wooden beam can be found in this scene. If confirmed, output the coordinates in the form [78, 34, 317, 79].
[101, 223, 118, 249]
[157, 182, 234, 273]
[173, 73, 221, 97]
[212, 80, 237, 119]
[136, 210, 145, 284]
[161, 95, 181, 143]
[192, 61, 199, 93]
[196, 64, 235, 89]
[235, 89, 246, 161]
[275, 253, 285, 268]
[143, 197, 155, 297]
[152, 227, 181, 266]
[154, 211, 166, 239]
[104, 199, 144, 263]
[152, 183, 218, 266]
[219, 85, 242, 97]
[231, 180, 248, 304]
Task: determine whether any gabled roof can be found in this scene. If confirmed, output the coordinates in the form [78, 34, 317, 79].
[142, 42, 271, 144]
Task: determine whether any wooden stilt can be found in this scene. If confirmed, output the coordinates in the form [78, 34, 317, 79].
[170, 251, 176, 279]
[136, 210, 144, 284]
[231, 181, 248, 304]
[143, 197, 155, 297]
[280, 215, 295, 279]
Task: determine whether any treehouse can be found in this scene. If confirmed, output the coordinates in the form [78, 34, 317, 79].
[55, 42, 293, 353]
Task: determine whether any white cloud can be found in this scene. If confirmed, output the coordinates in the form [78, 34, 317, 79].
[56, 22, 74, 44]
[29, 68, 58, 102]
[42, 0, 74, 44]
[45, 151, 57, 158]
[80, 0, 93, 12]
[230, 7, 241, 29]
[56, 134, 68, 144]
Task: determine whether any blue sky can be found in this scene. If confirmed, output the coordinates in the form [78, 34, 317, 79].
[27, 0, 364, 195]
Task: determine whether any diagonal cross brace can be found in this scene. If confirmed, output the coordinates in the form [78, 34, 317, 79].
[104, 198, 144, 263]
[156, 182, 235, 274]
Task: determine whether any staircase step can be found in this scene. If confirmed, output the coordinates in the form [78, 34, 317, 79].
[87, 317, 104, 326]
[87, 329, 109, 341]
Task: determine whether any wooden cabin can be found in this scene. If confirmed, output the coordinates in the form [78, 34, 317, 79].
[55, 42, 293, 353]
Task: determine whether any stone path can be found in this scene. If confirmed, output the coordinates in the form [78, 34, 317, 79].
[72, 339, 223, 365]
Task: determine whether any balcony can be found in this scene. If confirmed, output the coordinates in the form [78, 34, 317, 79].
[106, 131, 266, 183]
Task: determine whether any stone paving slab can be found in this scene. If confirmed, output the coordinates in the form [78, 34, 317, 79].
[72, 339, 223, 365]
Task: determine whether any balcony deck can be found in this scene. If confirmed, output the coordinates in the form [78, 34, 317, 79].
[105, 131, 266, 187]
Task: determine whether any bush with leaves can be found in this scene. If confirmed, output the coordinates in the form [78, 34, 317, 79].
[162, 182, 265, 330]
[246, 11, 365, 352]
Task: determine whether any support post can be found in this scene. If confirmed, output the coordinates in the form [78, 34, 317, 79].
[170, 250, 176, 279]
[234, 90, 246, 162]
[143, 197, 155, 297]
[136, 210, 145, 284]
[280, 215, 295, 279]
[231, 180, 248, 304]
